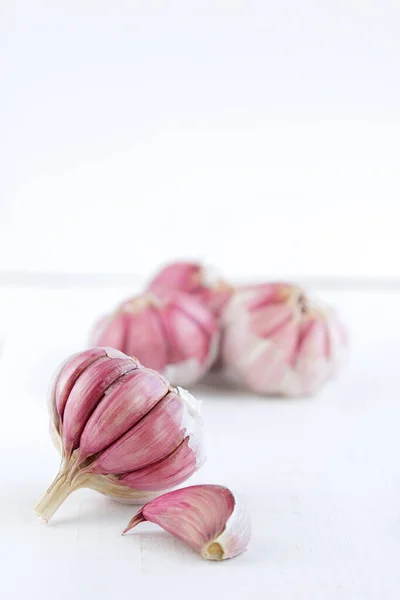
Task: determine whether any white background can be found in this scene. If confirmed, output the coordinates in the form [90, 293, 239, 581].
[1, 2, 400, 599]
[1, 0, 400, 281]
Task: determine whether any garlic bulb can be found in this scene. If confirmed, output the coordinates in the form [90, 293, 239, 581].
[92, 292, 219, 386]
[123, 484, 251, 561]
[221, 283, 348, 396]
[35, 348, 205, 523]
[148, 261, 233, 316]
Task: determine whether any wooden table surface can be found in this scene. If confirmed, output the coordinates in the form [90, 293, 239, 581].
[1, 285, 399, 599]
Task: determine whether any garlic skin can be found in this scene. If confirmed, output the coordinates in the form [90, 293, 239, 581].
[92, 292, 220, 387]
[221, 283, 348, 396]
[147, 261, 233, 316]
[123, 485, 251, 561]
[35, 348, 205, 522]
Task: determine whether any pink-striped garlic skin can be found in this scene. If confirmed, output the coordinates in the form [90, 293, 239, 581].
[221, 283, 348, 397]
[92, 292, 220, 387]
[35, 348, 205, 522]
[147, 261, 233, 316]
[123, 484, 251, 561]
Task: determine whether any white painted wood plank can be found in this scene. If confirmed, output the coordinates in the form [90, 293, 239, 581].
[0, 288, 399, 599]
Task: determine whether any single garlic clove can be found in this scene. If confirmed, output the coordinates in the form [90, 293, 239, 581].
[49, 347, 131, 449]
[122, 484, 251, 561]
[121, 304, 168, 374]
[294, 317, 338, 394]
[54, 347, 108, 419]
[89, 391, 187, 474]
[118, 387, 205, 491]
[148, 261, 203, 296]
[92, 291, 220, 387]
[61, 356, 138, 453]
[79, 368, 169, 458]
[91, 315, 127, 351]
[35, 351, 205, 523]
[119, 437, 201, 491]
[147, 261, 233, 316]
[221, 282, 348, 396]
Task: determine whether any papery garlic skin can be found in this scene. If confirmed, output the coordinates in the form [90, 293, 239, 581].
[147, 261, 233, 316]
[206, 492, 251, 560]
[123, 485, 251, 561]
[35, 348, 205, 522]
[92, 292, 220, 386]
[175, 387, 206, 469]
[221, 283, 348, 396]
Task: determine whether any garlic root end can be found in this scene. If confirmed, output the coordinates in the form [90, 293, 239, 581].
[34, 454, 84, 523]
[202, 541, 224, 561]
[35, 474, 77, 523]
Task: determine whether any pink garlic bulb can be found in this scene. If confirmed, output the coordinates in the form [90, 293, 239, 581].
[35, 347, 205, 523]
[93, 292, 219, 386]
[123, 485, 251, 561]
[221, 283, 348, 396]
[148, 261, 233, 316]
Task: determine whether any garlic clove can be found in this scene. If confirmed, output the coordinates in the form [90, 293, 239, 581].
[62, 356, 138, 452]
[92, 314, 126, 350]
[79, 368, 170, 458]
[148, 261, 204, 297]
[241, 340, 290, 395]
[294, 320, 332, 394]
[171, 292, 219, 337]
[122, 485, 251, 560]
[297, 319, 329, 359]
[242, 282, 289, 311]
[117, 387, 204, 491]
[124, 306, 168, 373]
[147, 261, 233, 316]
[160, 301, 213, 365]
[119, 437, 198, 492]
[89, 391, 187, 474]
[249, 303, 294, 338]
[54, 347, 107, 419]
[269, 321, 299, 365]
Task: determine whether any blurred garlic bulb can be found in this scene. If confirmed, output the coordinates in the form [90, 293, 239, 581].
[35, 348, 205, 523]
[148, 261, 233, 316]
[123, 485, 251, 561]
[93, 292, 219, 386]
[221, 283, 348, 396]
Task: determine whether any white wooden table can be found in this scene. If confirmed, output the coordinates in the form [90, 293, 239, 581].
[1, 285, 399, 599]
